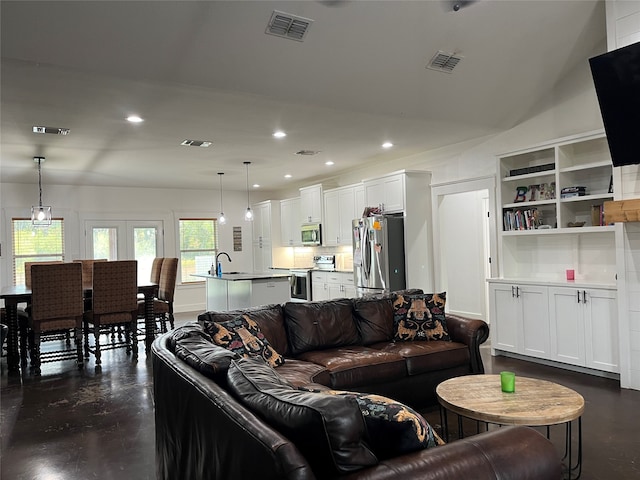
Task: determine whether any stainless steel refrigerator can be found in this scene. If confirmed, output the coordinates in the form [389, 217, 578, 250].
[352, 214, 406, 296]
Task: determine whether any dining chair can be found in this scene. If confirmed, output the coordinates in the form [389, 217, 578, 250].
[29, 262, 85, 375]
[73, 259, 108, 286]
[19, 260, 65, 363]
[83, 260, 138, 369]
[150, 257, 164, 285]
[137, 257, 177, 333]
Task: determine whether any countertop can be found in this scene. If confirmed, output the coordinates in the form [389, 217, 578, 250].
[192, 272, 291, 282]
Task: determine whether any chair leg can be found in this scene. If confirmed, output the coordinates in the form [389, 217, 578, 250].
[65, 331, 71, 346]
[131, 321, 138, 360]
[32, 330, 41, 376]
[75, 326, 84, 370]
[94, 324, 102, 366]
[168, 306, 175, 330]
[83, 320, 90, 358]
[19, 322, 29, 365]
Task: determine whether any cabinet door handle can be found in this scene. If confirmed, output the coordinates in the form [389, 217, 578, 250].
[511, 286, 515, 298]
[583, 290, 587, 303]
[577, 290, 581, 303]
[516, 286, 520, 298]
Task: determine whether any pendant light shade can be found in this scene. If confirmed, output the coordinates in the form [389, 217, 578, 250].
[244, 161, 253, 222]
[31, 156, 52, 226]
[217, 172, 226, 225]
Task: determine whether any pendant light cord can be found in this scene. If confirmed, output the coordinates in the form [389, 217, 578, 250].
[218, 172, 224, 212]
[37, 158, 43, 207]
[244, 162, 251, 208]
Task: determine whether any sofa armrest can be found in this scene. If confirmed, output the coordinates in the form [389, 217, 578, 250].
[341, 426, 561, 480]
[445, 314, 489, 373]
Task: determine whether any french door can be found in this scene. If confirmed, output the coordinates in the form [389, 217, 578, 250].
[84, 220, 164, 282]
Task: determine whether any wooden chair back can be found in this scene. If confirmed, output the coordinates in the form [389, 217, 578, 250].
[31, 263, 84, 325]
[158, 258, 178, 302]
[150, 257, 164, 284]
[24, 260, 63, 289]
[91, 260, 138, 319]
[73, 259, 108, 286]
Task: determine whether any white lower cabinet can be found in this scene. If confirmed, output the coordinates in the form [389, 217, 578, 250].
[312, 271, 354, 301]
[489, 283, 550, 359]
[490, 280, 618, 374]
[548, 286, 618, 373]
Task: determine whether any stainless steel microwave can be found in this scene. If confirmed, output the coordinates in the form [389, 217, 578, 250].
[301, 223, 322, 246]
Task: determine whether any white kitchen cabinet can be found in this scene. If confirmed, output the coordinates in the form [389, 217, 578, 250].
[363, 172, 405, 213]
[300, 184, 323, 224]
[311, 271, 329, 301]
[251, 200, 280, 272]
[323, 185, 359, 246]
[489, 282, 550, 359]
[280, 197, 301, 247]
[326, 271, 354, 299]
[548, 286, 618, 373]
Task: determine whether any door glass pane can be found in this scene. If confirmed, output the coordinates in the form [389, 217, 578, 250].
[93, 227, 117, 260]
[134, 227, 157, 282]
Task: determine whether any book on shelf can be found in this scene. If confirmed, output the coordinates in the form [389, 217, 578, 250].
[591, 204, 605, 226]
[503, 208, 542, 231]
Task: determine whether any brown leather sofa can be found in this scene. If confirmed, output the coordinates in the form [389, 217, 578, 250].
[152, 295, 561, 479]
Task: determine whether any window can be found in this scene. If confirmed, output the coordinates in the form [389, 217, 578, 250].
[12, 218, 65, 285]
[178, 218, 218, 283]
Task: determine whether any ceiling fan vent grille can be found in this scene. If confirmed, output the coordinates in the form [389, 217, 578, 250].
[426, 51, 463, 73]
[295, 150, 320, 156]
[266, 11, 313, 41]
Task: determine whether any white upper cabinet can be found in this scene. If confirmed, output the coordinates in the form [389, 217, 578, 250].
[300, 184, 323, 224]
[363, 172, 405, 213]
[252, 201, 272, 243]
[323, 184, 360, 246]
[280, 197, 301, 247]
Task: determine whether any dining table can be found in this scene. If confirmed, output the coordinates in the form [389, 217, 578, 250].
[1, 281, 158, 374]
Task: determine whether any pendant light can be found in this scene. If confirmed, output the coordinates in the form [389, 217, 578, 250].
[31, 156, 52, 226]
[217, 172, 226, 225]
[244, 161, 253, 222]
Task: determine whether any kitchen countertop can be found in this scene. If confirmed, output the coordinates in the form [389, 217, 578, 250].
[193, 272, 291, 281]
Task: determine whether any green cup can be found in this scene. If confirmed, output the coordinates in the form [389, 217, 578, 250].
[500, 371, 516, 393]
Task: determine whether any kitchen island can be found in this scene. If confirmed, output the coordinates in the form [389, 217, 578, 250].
[193, 272, 291, 311]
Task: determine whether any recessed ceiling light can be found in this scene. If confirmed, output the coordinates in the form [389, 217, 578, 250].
[127, 115, 144, 123]
[273, 131, 287, 138]
[325, 161, 334, 166]
[382, 142, 394, 149]
[253, 183, 260, 188]
[284, 174, 292, 178]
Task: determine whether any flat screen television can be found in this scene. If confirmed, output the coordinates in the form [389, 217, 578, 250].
[589, 41, 640, 167]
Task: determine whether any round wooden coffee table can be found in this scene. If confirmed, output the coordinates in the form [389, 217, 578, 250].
[436, 374, 584, 479]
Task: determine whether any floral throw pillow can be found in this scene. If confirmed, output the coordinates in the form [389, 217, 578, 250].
[300, 387, 445, 459]
[392, 292, 450, 342]
[205, 314, 285, 367]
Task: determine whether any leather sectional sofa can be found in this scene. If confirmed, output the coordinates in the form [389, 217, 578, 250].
[152, 293, 561, 479]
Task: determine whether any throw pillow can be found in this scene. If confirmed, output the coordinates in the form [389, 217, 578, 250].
[392, 292, 451, 342]
[227, 357, 378, 476]
[205, 314, 285, 367]
[300, 387, 444, 459]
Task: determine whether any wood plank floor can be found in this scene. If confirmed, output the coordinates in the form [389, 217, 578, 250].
[2, 313, 639, 479]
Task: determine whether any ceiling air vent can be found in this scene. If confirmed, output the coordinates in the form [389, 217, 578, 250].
[426, 51, 463, 73]
[33, 126, 70, 135]
[180, 140, 212, 147]
[295, 150, 320, 156]
[266, 11, 313, 42]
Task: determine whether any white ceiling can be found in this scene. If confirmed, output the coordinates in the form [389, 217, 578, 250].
[0, 0, 606, 193]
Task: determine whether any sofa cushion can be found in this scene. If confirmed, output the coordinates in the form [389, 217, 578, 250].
[274, 358, 331, 387]
[300, 387, 445, 459]
[199, 304, 290, 357]
[296, 346, 406, 389]
[205, 314, 285, 367]
[227, 357, 378, 476]
[168, 323, 239, 381]
[393, 293, 451, 342]
[353, 297, 394, 345]
[284, 299, 360, 356]
[371, 340, 470, 375]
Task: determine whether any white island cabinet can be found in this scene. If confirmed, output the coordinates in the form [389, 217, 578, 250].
[194, 273, 290, 311]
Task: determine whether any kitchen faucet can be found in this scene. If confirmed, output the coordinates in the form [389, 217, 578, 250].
[215, 251, 232, 276]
